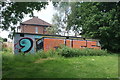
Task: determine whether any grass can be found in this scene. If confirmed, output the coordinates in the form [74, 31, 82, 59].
[1, 50, 118, 78]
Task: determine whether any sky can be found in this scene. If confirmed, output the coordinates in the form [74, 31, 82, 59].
[22, 2, 56, 24]
[0, 2, 56, 41]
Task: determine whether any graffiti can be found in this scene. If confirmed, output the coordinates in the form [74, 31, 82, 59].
[37, 39, 43, 45]
[36, 38, 43, 51]
[19, 37, 33, 53]
[14, 33, 101, 54]
[14, 35, 42, 54]
[14, 42, 19, 50]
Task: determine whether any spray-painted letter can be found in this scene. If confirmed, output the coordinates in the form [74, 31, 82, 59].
[19, 38, 33, 53]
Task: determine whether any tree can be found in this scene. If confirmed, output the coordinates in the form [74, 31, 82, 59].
[0, 2, 48, 38]
[50, 13, 63, 35]
[67, 2, 82, 36]
[46, 24, 60, 35]
[52, 2, 70, 36]
[0, 37, 3, 42]
[67, 2, 120, 52]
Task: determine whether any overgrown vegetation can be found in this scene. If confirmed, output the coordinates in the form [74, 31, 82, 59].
[67, 2, 120, 52]
[37, 45, 108, 58]
[1, 47, 118, 78]
[57, 45, 108, 57]
[0, 46, 118, 78]
[2, 46, 108, 58]
[52, 2, 120, 52]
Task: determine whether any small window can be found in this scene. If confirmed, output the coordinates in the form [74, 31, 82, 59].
[66, 37, 69, 39]
[20, 34, 24, 37]
[97, 42, 101, 47]
[44, 27, 47, 31]
[35, 27, 38, 33]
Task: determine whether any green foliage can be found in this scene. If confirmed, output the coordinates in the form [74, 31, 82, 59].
[1, 2, 48, 38]
[57, 46, 108, 57]
[36, 49, 60, 58]
[1, 50, 118, 78]
[2, 46, 108, 59]
[46, 24, 60, 35]
[52, 2, 71, 35]
[67, 2, 120, 52]
[0, 37, 3, 42]
[51, 13, 63, 35]
[2, 47, 12, 53]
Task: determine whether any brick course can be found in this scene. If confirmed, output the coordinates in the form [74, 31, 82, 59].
[43, 38, 101, 51]
[21, 25, 49, 34]
[44, 38, 64, 51]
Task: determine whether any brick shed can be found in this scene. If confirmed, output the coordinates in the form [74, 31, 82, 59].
[13, 33, 101, 54]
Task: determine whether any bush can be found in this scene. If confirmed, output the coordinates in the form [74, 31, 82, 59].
[36, 49, 61, 58]
[1, 46, 108, 62]
[57, 45, 108, 57]
[2, 48, 12, 53]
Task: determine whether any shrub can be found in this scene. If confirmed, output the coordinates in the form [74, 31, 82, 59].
[57, 46, 108, 57]
[2, 48, 12, 53]
[36, 49, 61, 58]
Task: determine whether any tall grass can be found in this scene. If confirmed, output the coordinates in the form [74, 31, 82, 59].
[1, 45, 108, 59]
[1, 46, 108, 73]
[1, 48, 118, 78]
[1, 47, 118, 78]
[2, 48, 61, 66]
[56, 45, 108, 57]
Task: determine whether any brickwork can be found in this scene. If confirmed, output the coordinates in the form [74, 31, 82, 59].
[43, 38, 101, 51]
[14, 33, 101, 54]
[21, 25, 49, 34]
[44, 38, 64, 51]
[73, 40, 87, 48]
[66, 39, 71, 47]
[21, 25, 35, 33]
[18, 17, 51, 34]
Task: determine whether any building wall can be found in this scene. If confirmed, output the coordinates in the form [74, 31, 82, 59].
[66, 40, 71, 47]
[20, 25, 48, 34]
[73, 40, 87, 48]
[44, 38, 65, 51]
[43, 38, 101, 51]
[14, 34, 42, 54]
[14, 33, 101, 54]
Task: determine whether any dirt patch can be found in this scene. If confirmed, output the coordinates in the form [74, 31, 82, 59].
[34, 58, 55, 63]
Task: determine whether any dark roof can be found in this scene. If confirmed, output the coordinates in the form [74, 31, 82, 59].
[15, 32, 99, 41]
[16, 32, 82, 38]
[21, 17, 51, 26]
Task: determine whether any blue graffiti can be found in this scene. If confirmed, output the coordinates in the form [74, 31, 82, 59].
[19, 38, 33, 53]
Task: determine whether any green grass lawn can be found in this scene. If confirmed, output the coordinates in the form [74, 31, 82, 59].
[1, 51, 118, 78]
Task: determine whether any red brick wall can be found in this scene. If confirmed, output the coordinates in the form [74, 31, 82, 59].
[73, 40, 100, 49]
[66, 39, 71, 47]
[44, 38, 64, 51]
[87, 41, 101, 49]
[21, 25, 35, 33]
[73, 40, 86, 48]
[43, 38, 101, 51]
[21, 25, 48, 34]
[38, 26, 44, 34]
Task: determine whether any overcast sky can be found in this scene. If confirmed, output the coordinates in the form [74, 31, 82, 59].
[0, 2, 55, 41]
